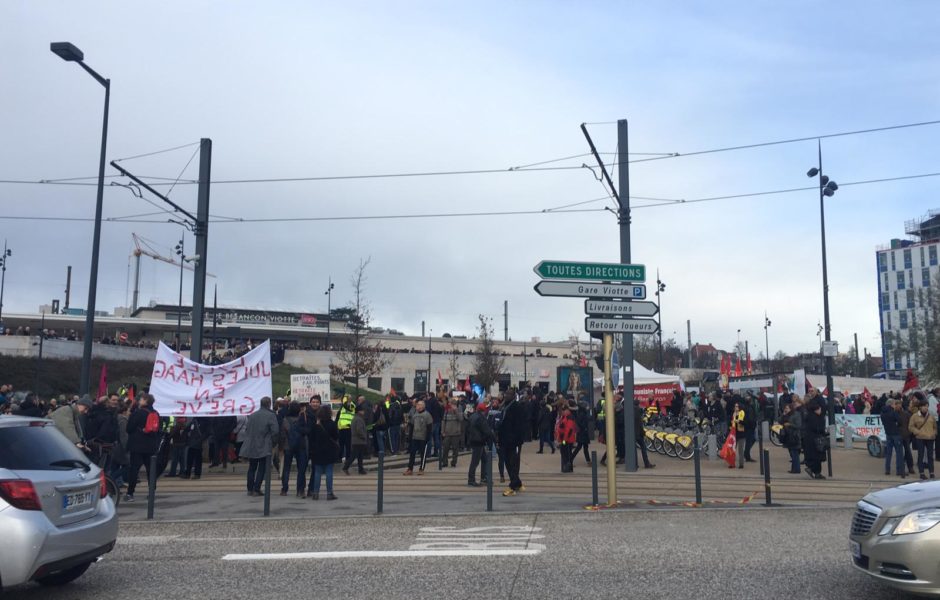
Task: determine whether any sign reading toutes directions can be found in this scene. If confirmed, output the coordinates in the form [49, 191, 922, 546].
[585, 317, 659, 334]
[585, 299, 658, 317]
[533, 281, 647, 300]
[533, 260, 645, 282]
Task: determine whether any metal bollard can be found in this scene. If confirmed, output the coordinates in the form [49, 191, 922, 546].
[377, 450, 384, 515]
[828, 427, 837, 477]
[693, 434, 702, 506]
[486, 442, 494, 512]
[146, 454, 157, 520]
[844, 426, 854, 450]
[264, 455, 272, 517]
[757, 422, 765, 476]
[707, 434, 718, 461]
[763, 448, 772, 506]
[591, 450, 599, 507]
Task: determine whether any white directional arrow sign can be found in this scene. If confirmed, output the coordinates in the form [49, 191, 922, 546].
[585, 299, 658, 317]
[533, 281, 646, 300]
[584, 317, 660, 334]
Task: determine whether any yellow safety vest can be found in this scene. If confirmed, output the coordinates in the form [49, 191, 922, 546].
[337, 405, 355, 430]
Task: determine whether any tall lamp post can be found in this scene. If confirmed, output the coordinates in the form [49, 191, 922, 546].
[174, 238, 185, 351]
[0, 241, 11, 325]
[763, 313, 772, 374]
[655, 271, 665, 372]
[324, 278, 334, 350]
[51, 42, 110, 395]
[427, 328, 433, 394]
[807, 140, 839, 424]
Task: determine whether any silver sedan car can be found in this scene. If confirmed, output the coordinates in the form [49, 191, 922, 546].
[850, 481, 940, 596]
[0, 415, 118, 591]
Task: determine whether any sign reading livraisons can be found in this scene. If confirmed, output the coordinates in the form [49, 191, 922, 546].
[150, 340, 273, 417]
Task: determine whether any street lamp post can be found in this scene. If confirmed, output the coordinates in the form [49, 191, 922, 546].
[764, 313, 772, 374]
[51, 42, 110, 395]
[655, 271, 665, 372]
[807, 140, 839, 425]
[0, 241, 11, 325]
[427, 329, 433, 394]
[324, 278, 334, 350]
[175, 238, 185, 352]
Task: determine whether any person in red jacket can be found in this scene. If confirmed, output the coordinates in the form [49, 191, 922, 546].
[555, 399, 578, 473]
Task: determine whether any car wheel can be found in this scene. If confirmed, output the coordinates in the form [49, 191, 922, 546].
[35, 561, 92, 586]
[867, 436, 883, 459]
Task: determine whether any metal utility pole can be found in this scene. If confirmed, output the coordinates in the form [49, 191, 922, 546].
[854, 332, 860, 377]
[687, 320, 692, 369]
[427, 329, 432, 393]
[523, 342, 528, 384]
[211, 284, 218, 362]
[764, 313, 772, 374]
[175, 237, 185, 352]
[324, 278, 334, 350]
[581, 118, 636, 472]
[51, 42, 110, 396]
[0, 241, 10, 324]
[655, 270, 665, 373]
[504, 300, 509, 341]
[603, 333, 616, 503]
[190, 139, 211, 363]
[64, 265, 72, 311]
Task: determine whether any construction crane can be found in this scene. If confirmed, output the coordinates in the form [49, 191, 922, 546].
[130, 233, 215, 313]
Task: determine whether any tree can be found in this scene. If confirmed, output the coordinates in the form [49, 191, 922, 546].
[472, 315, 504, 393]
[329, 258, 390, 391]
[448, 337, 462, 389]
[633, 334, 658, 370]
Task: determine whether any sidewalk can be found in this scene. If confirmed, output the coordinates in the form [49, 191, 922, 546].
[117, 437, 900, 522]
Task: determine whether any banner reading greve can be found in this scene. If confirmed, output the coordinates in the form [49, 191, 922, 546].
[150, 340, 273, 417]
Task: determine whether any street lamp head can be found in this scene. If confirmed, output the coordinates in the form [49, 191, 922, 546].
[50, 42, 84, 62]
[823, 188, 835, 197]
[806, 167, 819, 178]
[819, 175, 830, 186]
[826, 181, 838, 192]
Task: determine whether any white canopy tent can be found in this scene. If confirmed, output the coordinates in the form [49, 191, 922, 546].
[594, 361, 682, 388]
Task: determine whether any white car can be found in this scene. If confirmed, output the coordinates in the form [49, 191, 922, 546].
[0, 416, 118, 591]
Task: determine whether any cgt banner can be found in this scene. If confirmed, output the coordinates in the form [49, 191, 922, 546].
[150, 340, 273, 417]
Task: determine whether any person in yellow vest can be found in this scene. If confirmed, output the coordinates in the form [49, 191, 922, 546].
[336, 393, 355, 463]
[732, 401, 747, 469]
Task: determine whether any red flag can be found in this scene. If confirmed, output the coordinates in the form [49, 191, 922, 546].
[97, 363, 108, 399]
[746, 353, 752, 375]
[437, 370, 443, 386]
[862, 387, 872, 404]
[720, 353, 728, 376]
[579, 355, 588, 367]
[719, 428, 737, 468]
[734, 357, 742, 377]
[902, 369, 920, 393]
[464, 376, 471, 392]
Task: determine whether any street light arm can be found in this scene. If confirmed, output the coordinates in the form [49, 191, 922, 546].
[76, 61, 108, 88]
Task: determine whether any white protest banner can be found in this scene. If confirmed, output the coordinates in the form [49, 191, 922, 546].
[150, 340, 273, 417]
[290, 373, 331, 403]
[834, 413, 886, 442]
[791, 369, 806, 395]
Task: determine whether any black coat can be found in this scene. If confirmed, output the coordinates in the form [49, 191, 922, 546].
[126, 407, 160, 455]
[211, 415, 237, 441]
[498, 398, 528, 448]
[309, 418, 339, 466]
[802, 410, 828, 460]
[468, 411, 495, 447]
[880, 405, 902, 437]
[85, 404, 119, 443]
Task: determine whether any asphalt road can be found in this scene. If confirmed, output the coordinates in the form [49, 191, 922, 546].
[4, 508, 912, 600]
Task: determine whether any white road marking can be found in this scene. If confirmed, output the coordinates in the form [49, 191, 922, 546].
[222, 549, 541, 560]
[120, 535, 337, 545]
[410, 525, 545, 551]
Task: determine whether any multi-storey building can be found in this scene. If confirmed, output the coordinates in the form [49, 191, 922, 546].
[877, 209, 940, 373]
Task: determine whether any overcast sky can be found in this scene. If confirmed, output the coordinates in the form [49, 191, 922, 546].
[2, 2, 938, 359]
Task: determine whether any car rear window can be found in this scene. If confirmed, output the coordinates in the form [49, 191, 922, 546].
[0, 424, 90, 470]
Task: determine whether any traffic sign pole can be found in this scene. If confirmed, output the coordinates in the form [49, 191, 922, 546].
[603, 333, 616, 505]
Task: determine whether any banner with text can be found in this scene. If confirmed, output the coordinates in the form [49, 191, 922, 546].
[834, 413, 886, 442]
[150, 340, 273, 417]
[290, 373, 331, 403]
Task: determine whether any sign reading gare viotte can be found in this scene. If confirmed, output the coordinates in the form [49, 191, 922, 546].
[149, 340, 273, 417]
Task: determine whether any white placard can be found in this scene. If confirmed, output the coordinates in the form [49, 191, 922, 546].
[290, 373, 331, 403]
[150, 340, 273, 417]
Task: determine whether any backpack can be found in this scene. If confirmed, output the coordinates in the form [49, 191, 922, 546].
[143, 411, 160, 434]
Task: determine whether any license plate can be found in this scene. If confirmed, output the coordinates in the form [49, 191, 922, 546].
[63, 491, 93, 511]
[849, 540, 861, 560]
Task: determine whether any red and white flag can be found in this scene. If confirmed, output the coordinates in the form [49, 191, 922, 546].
[719, 428, 737, 468]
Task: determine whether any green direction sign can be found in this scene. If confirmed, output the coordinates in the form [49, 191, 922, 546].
[533, 260, 646, 283]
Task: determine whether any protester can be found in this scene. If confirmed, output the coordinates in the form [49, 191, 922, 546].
[239, 396, 279, 497]
[386, 393, 403, 454]
[51, 395, 92, 445]
[13, 392, 44, 418]
[343, 405, 368, 475]
[634, 398, 656, 469]
[282, 402, 311, 495]
[781, 400, 803, 474]
[124, 393, 161, 503]
[336, 394, 355, 463]
[802, 400, 828, 480]
[900, 398, 916, 475]
[555, 399, 577, 473]
[880, 398, 906, 478]
[166, 417, 189, 478]
[537, 399, 556, 455]
[404, 400, 432, 476]
[732, 401, 747, 469]
[500, 388, 528, 496]
[308, 405, 339, 500]
[210, 415, 237, 470]
[467, 402, 495, 487]
[441, 397, 464, 468]
[427, 391, 444, 458]
[182, 417, 207, 480]
[909, 400, 937, 480]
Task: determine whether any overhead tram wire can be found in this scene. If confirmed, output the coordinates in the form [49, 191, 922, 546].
[112, 141, 201, 163]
